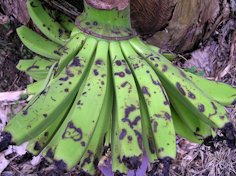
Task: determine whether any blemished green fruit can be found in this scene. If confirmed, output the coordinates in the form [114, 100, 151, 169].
[0, 0, 235, 175]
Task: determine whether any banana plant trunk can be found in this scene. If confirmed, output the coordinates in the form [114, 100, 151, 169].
[85, 0, 129, 10]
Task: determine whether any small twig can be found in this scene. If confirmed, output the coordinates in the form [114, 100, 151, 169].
[217, 31, 236, 80]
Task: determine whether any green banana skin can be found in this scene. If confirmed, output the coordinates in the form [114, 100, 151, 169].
[129, 38, 230, 129]
[17, 56, 54, 71]
[171, 107, 202, 144]
[41, 38, 98, 163]
[147, 44, 176, 61]
[25, 68, 56, 104]
[147, 43, 235, 106]
[111, 98, 128, 174]
[53, 40, 109, 170]
[26, 101, 73, 155]
[166, 87, 212, 140]
[109, 41, 142, 173]
[120, 40, 176, 160]
[27, 80, 45, 95]
[26, 62, 57, 96]
[3, 37, 92, 145]
[20, 32, 84, 81]
[79, 62, 113, 175]
[27, 0, 69, 45]
[42, 75, 89, 163]
[149, 44, 236, 104]
[57, 13, 75, 33]
[185, 71, 236, 106]
[44, 5, 75, 33]
[17, 56, 55, 81]
[71, 27, 81, 38]
[139, 94, 158, 162]
[56, 33, 86, 75]
[17, 32, 85, 80]
[26, 72, 48, 81]
[17, 26, 63, 60]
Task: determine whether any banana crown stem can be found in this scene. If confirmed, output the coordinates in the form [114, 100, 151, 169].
[75, 0, 136, 40]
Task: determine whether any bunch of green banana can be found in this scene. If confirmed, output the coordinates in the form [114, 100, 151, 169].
[0, 0, 236, 175]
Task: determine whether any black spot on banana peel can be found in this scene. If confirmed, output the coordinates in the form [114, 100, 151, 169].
[114, 171, 126, 176]
[122, 156, 141, 170]
[0, 132, 13, 152]
[46, 148, 54, 159]
[33, 141, 41, 151]
[55, 160, 68, 172]
[147, 158, 172, 176]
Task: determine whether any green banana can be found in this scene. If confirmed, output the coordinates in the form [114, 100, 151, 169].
[79, 61, 113, 175]
[109, 41, 143, 173]
[57, 13, 75, 33]
[56, 33, 86, 75]
[17, 56, 54, 71]
[17, 26, 62, 60]
[185, 71, 236, 106]
[104, 113, 112, 148]
[53, 40, 109, 170]
[44, 6, 75, 33]
[27, 0, 69, 45]
[148, 44, 176, 61]
[167, 89, 212, 140]
[148, 43, 236, 105]
[26, 61, 56, 96]
[129, 38, 230, 129]
[17, 56, 54, 81]
[27, 80, 45, 95]
[26, 102, 72, 155]
[42, 38, 98, 163]
[3, 37, 92, 145]
[121, 40, 176, 160]
[171, 107, 202, 144]
[71, 27, 81, 38]
[17, 32, 86, 80]
[111, 99, 128, 174]
[139, 95, 158, 162]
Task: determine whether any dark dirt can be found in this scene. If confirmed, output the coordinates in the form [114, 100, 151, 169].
[0, 22, 30, 92]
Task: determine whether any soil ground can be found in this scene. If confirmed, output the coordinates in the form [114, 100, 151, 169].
[0, 23, 30, 92]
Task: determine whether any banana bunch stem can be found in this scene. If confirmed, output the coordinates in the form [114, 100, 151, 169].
[0, 0, 236, 175]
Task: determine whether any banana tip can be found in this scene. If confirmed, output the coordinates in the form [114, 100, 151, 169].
[114, 171, 126, 176]
[0, 132, 12, 152]
[232, 99, 236, 105]
[122, 156, 141, 170]
[55, 160, 67, 172]
[148, 157, 172, 176]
